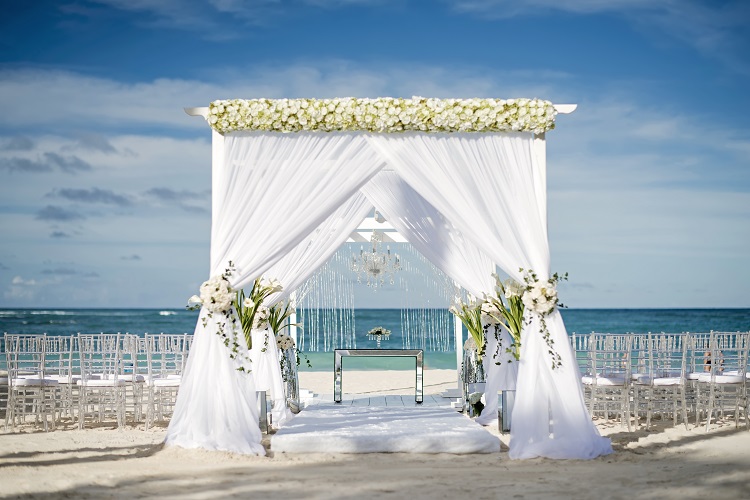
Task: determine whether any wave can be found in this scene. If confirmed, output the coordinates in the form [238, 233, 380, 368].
[159, 311, 177, 316]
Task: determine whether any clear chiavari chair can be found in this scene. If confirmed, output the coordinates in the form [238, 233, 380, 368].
[0, 335, 7, 419]
[695, 331, 749, 430]
[119, 334, 148, 423]
[4, 333, 58, 431]
[581, 332, 632, 430]
[570, 332, 591, 376]
[77, 333, 128, 429]
[143, 333, 187, 429]
[44, 335, 79, 423]
[632, 333, 689, 429]
[684, 332, 712, 418]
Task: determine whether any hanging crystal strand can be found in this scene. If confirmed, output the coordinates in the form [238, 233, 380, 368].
[398, 275, 411, 349]
[345, 249, 356, 348]
[336, 250, 343, 348]
[323, 259, 331, 352]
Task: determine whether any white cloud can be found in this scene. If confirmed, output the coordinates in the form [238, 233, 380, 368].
[11, 276, 37, 286]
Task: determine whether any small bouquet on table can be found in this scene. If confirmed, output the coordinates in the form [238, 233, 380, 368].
[367, 326, 391, 348]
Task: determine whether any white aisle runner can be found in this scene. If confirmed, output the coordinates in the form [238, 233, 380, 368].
[271, 406, 501, 454]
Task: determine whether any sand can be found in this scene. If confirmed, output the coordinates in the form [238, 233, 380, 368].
[1, 369, 749, 499]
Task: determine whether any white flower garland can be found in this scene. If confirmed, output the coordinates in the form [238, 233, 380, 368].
[187, 262, 251, 372]
[520, 269, 568, 370]
[207, 97, 557, 135]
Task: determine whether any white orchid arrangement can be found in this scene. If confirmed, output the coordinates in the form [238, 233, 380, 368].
[186, 262, 251, 371]
[234, 277, 284, 350]
[450, 293, 485, 360]
[207, 97, 557, 135]
[519, 269, 568, 369]
[483, 275, 525, 364]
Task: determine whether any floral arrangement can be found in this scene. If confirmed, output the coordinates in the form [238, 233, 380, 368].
[268, 301, 296, 336]
[276, 333, 295, 351]
[519, 269, 568, 369]
[367, 326, 391, 337]
[484, 275, 525, 364]
[450, 294, 485, 359]
[234, 277, 283, 350]
[207, 97, 557, 135]
[186, 262, 250, 371]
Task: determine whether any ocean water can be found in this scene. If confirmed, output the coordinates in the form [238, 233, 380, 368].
[1, 308, 749, 371]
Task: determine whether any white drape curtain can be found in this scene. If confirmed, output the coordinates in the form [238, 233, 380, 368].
[367, 132, 611, 459]
[168, 132, 384, 454]
[264, 191, 373, 303]
[249, 327, 293, 427]
[250, 191, 373, 428]
[475, 322, 518, 425]
[165, 310, 265, 455]
[212, 131, 386, 288]
[360, 170, 494, 298]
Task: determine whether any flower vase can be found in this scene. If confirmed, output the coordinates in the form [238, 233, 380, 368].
[367, 333, 388, 349]
[462, 345, 486, 414]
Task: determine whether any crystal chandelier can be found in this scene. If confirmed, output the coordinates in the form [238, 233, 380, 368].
[351, 230, 401, 290]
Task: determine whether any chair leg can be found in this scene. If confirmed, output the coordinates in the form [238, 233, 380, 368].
[705, 383, 716, 432]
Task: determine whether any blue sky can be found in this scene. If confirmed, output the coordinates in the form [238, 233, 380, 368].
[0, 0, 748, 309]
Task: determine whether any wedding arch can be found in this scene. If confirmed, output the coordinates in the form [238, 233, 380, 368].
[166, 97, 612, 460]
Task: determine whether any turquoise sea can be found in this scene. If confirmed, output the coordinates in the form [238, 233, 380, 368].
[1, 308, 749, 371]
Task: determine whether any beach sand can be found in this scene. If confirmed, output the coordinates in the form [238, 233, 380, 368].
[1, 369, 749, 499]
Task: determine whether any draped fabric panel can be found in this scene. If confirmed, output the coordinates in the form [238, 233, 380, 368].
[264, 191, 373, 303]
[249, 327, 293, 427]
[367, 132, 611, 459]
[213, 131, 386, 288]
[475, 322, 519, 426]
[168, 132, 384, 454]
[359, 170, 494, 298]
[165, 310, 265, 455]
[250, 192, 373, 427]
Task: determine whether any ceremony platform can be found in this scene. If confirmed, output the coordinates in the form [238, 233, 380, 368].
[271, 404, 500, 454]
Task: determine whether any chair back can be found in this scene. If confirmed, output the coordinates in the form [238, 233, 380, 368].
[78, 333, 124, 382]
[585, 332, 631, 382]
[145, 333, 188, 380]
[5, 334, 47, 380]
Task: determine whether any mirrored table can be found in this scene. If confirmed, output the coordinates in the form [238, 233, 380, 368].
[334, 349, 424, 404]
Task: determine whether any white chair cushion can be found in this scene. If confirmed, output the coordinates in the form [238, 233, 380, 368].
[686, 372, 702, 381]
[152, 378, 181, 387]
[696, 373, 745, 384]
[581, 375, 627, 386]
[76, 379, 129, 387]
[46, 374, 81, 384]
[652, 377, 683, 387]
[12, 378, 59, 387]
